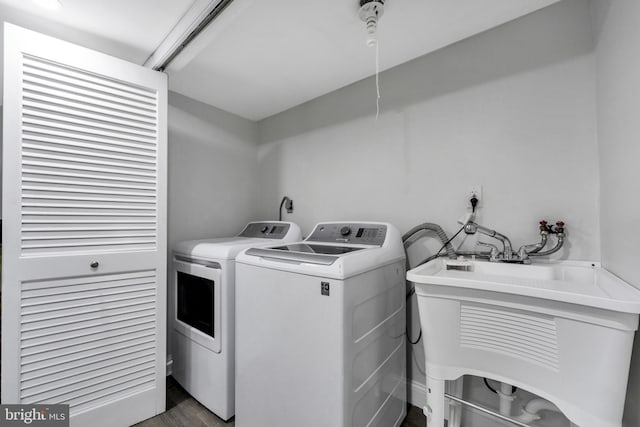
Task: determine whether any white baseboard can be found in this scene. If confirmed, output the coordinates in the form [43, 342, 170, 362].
[407, 379, 426, 408]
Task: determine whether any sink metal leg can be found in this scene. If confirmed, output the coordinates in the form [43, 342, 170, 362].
[447, 377, 463, 427]
[424, 376, 446, 427]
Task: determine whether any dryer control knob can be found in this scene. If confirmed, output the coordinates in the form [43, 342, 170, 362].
[340, 226, 352, 236]
[260, 226, 269, 233]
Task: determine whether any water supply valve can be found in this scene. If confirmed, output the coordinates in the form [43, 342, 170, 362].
[554, 221, 565, 236]
[539, 220, 551, 234]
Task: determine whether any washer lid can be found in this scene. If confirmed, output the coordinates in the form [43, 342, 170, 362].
[173, 221, 302, 261]
[245, 244, 366, 266]
[237, 221, 406, 279]
[272, 243, 365, 255]
[174, 237, 278, 260]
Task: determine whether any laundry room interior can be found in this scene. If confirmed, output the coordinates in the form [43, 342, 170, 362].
[0, 0, 639, 426]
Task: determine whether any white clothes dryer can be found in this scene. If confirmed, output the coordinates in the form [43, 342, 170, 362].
[235, 222, 407, 427]
[171, 221, 301, 420]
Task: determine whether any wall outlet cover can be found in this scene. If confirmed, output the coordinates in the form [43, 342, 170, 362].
[468, 185, 482, 208]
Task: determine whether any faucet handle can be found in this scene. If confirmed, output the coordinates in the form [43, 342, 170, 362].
[539, 220, 551, 233]
[478, 241, 499, 259]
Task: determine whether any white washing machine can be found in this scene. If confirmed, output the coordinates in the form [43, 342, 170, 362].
[235, 222, 407, 427]
[171, 221, 301, 420]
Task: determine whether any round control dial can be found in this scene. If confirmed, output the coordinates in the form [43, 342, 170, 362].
[260, 226, 269, 233]
[340, 226, 352, 236]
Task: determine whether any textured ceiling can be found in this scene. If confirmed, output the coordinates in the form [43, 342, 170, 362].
[166, 0, 560, 120]
[0, 0, 560, 119]
[0, 0, 197, 63]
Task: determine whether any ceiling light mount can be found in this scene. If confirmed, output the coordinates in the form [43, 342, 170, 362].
[358, 0, 384, 47]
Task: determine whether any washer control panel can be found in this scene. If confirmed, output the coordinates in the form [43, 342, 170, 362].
[239, 222, 291, 239]
[306, 223, 387, 246]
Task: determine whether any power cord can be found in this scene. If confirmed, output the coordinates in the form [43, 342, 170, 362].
[405, 199, 479, 375]
[278, 196, 293, 221]
[405, 222, 468, 345]
[484, 377, 517, 394]
[410, 222, 467, 272]
[470, 195, 478, 213]
[407, 324, 422, 345]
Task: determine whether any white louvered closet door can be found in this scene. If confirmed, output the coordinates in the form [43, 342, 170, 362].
[2, 24, 167, 427]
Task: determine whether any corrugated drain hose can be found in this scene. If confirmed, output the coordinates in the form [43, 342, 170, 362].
[402, 223, 456, 259]
[403, 222, 456, 350]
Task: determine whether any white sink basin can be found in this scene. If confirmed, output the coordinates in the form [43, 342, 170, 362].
[407, 259, 640, 313]
[407, 259, 640, 427]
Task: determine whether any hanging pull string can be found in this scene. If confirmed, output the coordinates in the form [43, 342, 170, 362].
[375, 40, 380, 120]
[359, 1, 385, 120]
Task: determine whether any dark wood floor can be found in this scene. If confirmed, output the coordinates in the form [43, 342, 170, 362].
[136, 376, 426, 427]
[402, 402, 426, 427]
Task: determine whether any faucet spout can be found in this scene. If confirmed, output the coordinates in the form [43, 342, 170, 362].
[492, 230, 513, 261]
[465, 222, 514, 261]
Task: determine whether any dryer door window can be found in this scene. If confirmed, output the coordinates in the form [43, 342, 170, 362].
[173, 259, 222, 353]
[177, 271, 215, 338]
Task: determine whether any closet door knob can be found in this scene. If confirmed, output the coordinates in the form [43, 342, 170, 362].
[90, 261, 99, 269]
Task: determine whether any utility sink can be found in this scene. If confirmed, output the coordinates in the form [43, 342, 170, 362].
[408, 259, 640, 313]
[407, 259, 640, 427]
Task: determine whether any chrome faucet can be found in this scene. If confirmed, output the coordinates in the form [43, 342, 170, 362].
[477, 241, 500, 261]
[463, 220, 565, 263]
[464, 221, 514, 261]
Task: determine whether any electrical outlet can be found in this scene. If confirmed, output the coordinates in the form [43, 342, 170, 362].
[468, 185, 482, 208]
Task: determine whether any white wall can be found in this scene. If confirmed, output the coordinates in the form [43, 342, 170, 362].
[591, 1, 640, 425]
[257, 2, 598, 420]
[168, 91, 259, 248]
[0, 106, 3, 217]
[592, 1, 640, 292]
[166, 91, 259, 364]
[258, 0, 598, 254]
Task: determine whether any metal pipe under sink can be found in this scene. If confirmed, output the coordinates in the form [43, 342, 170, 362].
[444, 393, 531, 427]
